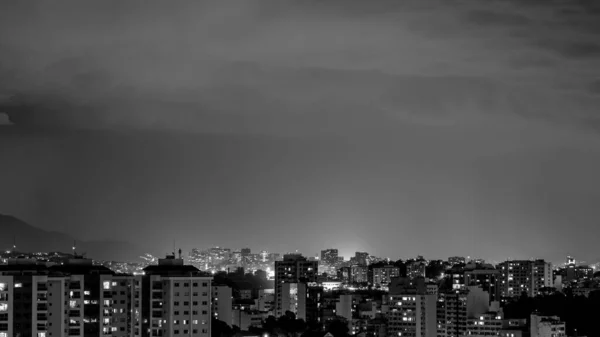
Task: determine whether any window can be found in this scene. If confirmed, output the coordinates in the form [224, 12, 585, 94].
[184, 283, 189, 287]
[14, 283, 22, 288]
[103, 282, 111, 290]
[193, 283, 198, 287]
[174, 283, 180, 287]
[0, 283, 5, 291]
[0, 304, 7, 312]
[202, 283, 208, 287]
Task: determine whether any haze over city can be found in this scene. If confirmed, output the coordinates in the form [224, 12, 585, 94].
[2, 0, 600, 263]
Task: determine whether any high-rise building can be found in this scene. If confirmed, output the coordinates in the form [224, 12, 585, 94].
[371, 265, 400, 286]
[142, 254, 213, 337]
[241, 248, 251, 257]
[498, 260, 552, 298]
[320, 249, 339, 266]
[354, 252, 369, 266]
[274, 254, 318, 319]
[0, 256, 143, 337]
[463, 264, 501, 303]
[351, 265, 368, 284]
[387, 277, 437, 337]
[407, 260, 426, 279]
[437, 286, 490, 337]
[212, 285, 232, 325]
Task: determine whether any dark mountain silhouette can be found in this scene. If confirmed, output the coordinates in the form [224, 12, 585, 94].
[0, 214, 142, 261]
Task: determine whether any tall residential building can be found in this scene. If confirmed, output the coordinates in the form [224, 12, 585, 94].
[465, 311, 503, 337]
[274, 254, 319, 320]
[371, 265, 400, 286]
[241, 248, 251, 257]
[387, 277, 437, 337]
[0, 256, 143, 337]
[321, 249, 339, 266]
[436, 286, 490, 337]
[351, 265, 368, 284]
[212, 285, 233, 325]
[498, 260, 552, 298]
[142, 254, 212, 337]
[530, 314, 566, 337]
[463, 264, 501, 303]
[354, 253, 369, 266]
[406, 261, 426, 279]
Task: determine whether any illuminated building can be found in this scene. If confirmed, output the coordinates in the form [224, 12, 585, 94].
[212, 285, 232, 325]
[0, 256, 143, 337]
[274, 254, 318, 319]
[354, 252, 369, 267]
[142, 254, 212, 337]
[437, 286, 490, 337]
[465, 311, 503, 337]
[387, 277, 437, 337]
[351, 265, 368, 284]
[406, 260, 426, 279]
[371, 265, 400, 286]
[498, 260, 552, 298]
[321, 249, 339, 266]
[530, 314, 566, 337]
[448, 257, 466, 266]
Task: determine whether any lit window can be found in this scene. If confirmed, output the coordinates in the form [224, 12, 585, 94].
[15, 283, 22, 288]
[0, 303, 8, 311]
[0, 283, 5, 291]
[103, 281, 111, 290]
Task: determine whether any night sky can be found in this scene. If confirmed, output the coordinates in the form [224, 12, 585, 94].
[1, 1, 600, 263]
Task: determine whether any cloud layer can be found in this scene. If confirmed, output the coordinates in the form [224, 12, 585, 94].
[0, 0, 599, 133]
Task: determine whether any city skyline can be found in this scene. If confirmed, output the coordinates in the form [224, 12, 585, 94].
[2, 2, 600, 266]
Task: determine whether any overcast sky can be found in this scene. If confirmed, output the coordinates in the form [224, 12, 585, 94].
[1, 0, 600, 263]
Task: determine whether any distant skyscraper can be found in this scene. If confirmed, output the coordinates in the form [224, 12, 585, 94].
[448, 256, 466, 266]
[241, 248, 251, 257]
[320, 249, 339, 265]
[274, 254, 319, 320]
[354, 252, 369, 266]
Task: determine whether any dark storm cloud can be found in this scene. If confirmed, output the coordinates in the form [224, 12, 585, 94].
[462, 10, 532, 27]
[1, 0, 600, 261]
[0, 0, 599, 132]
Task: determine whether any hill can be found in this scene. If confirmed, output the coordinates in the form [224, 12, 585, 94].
[0, 214, 142, 261]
